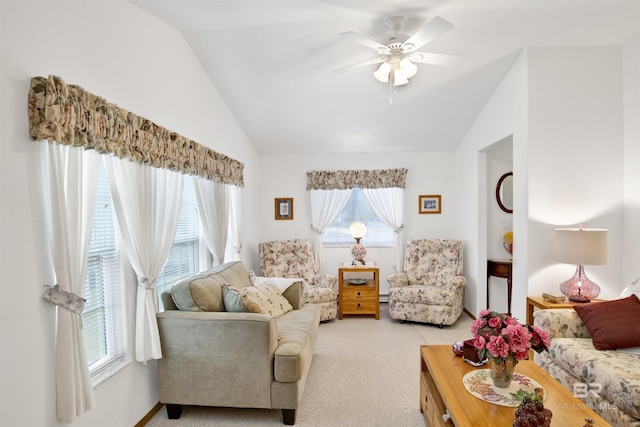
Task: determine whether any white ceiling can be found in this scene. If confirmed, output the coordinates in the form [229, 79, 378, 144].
[130, 0, 639, 155]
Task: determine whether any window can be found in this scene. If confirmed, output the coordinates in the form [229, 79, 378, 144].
[157, 176, 200, 308]
[321, 189, 394, 246]
[82, 162, 124, 380]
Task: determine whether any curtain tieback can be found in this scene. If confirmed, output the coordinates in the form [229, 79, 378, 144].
[394, 225, 404, 233]
[42, 284, 86, 315]
[138, 277, 158, 290]
[311, 226, 323, 235]
[233, 244, 242, 254]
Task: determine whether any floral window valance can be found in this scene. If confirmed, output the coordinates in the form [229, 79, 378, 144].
[306, 168, 407, 190]
[28, 75, 244, 187]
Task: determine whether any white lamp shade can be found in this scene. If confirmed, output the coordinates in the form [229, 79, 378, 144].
[399, 58, 418, 78]
[373, 62, 391, 83]
[554, 228, 608, 265]
[392, 69, 409, 86]
[349, 222, 367, 239]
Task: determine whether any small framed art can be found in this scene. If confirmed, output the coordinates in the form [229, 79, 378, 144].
[418, 195, 441, 214]
[275, 198, 294, 220]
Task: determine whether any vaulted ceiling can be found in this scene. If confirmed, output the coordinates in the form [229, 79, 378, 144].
[130, 0, 639, 155]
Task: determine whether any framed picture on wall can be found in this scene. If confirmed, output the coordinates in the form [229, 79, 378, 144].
[275, 198, 294, 220]
[418, 195, 441, 214]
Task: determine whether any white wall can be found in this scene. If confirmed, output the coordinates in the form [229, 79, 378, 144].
[623, 31, 640, 286]
[455, 42, 639, 322]
[526, 47, 624, 301]
[0, 1, 259, 426]
[455, 51, 529, 318]
[258, 152, 460, 296]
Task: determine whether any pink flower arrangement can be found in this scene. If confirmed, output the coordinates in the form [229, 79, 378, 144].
[471, 309, 550, 364]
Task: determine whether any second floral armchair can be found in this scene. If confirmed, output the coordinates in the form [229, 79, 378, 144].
[259, 239, 338, 321]
[387, 239, 466, 327]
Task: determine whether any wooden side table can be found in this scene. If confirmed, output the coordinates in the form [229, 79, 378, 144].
[338, 262, 379, 319]
[487, 259, 512, 314]
[526, 295, 606, 325]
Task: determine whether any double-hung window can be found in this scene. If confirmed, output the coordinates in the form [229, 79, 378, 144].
[82, 162, 124, 381]
[157, 175, 200, 308]
[321, 188, 394, 246]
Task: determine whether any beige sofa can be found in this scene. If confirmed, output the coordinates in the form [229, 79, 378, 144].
[534, 307, 640, 427]
[156, 261, 320, 425]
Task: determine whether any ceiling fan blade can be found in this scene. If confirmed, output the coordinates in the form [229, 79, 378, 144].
[403, 16, 454, 51]
[410, 52, 463, 67]
[332, 57, 385, 73]
[339, 31, 389, 53]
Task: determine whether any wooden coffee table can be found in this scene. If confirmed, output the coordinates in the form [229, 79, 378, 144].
[420, 345, 608, 427]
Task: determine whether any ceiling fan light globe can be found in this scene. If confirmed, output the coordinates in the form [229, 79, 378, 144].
[392, 69, 409, 86]
[373, 62, 391, 83]
[399, 58, 418, 78]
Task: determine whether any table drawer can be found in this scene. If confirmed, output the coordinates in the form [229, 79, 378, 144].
[341, 300, 377, 313]
[342, 287, 377, 299]
[424, 369, 454, 427]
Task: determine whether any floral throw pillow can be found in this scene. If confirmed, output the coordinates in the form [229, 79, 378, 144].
[241, 283, 293, 318]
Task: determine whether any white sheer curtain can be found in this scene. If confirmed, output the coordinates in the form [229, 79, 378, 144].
[309, 189, 352, 270]
[104, 157, 183, 363]
[39, 141, 99, 422]
[362, 187, 405, 271]
[227, 184, 242, 261]
[194, 178, 229, 266]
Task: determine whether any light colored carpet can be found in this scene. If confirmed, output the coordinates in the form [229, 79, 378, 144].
[145, 304, 473, 427]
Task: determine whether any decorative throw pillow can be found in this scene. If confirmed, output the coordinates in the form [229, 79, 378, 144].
[222, 284, 248, 312]
[573, 294, 640, 350]
[241, 283, 293, 318]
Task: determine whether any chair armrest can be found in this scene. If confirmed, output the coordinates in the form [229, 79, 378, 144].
[282, 281, 303, 309]
[156, 311, 277, 406]
[387, 272, 409, 288]
[314, 274, 337, 290]
[448, 275, 467, 289]
[533, 308, 591, 339]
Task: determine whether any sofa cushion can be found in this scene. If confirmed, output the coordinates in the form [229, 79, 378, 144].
[222, 284, 249, 312]
[170, 261, 252, 311]
[544, 337, 640, 419]
[241, 283, 293, 318]
[573, 294, 640, 350]
[274, 303, 320, 383]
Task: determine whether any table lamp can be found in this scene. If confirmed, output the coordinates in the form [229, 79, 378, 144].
[554, 227, 608, 302]
[349, 222, 367, 265]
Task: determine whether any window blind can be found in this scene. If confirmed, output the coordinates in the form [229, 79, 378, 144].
[82, 161, 124, 379]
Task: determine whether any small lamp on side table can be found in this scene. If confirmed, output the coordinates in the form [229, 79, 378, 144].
[554, 227, 608, 302]
[349, 222, 367, 266]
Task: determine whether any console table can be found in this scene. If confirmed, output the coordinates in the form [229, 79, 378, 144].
[487, 259, 512, 314]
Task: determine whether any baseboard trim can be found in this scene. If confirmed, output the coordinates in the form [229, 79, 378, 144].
[463, 307, 475, 320]
[135, 401, 163, 427]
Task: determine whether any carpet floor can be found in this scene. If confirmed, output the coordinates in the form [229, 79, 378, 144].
[145, 304, 473, 427]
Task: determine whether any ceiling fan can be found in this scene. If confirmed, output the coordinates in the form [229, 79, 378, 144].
[333, 16, 461, 87]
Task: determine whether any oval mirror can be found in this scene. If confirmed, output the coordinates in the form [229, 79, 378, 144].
[496, 172, 513, 213]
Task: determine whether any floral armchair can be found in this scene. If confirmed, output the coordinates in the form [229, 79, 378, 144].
[259, 239, 338, 321]
[387, 239, 466, 327]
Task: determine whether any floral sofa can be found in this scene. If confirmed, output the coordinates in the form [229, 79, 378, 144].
[534, 305, 640, 427]
[259, 239, 338, 321]
[387, 239, 466, 326]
